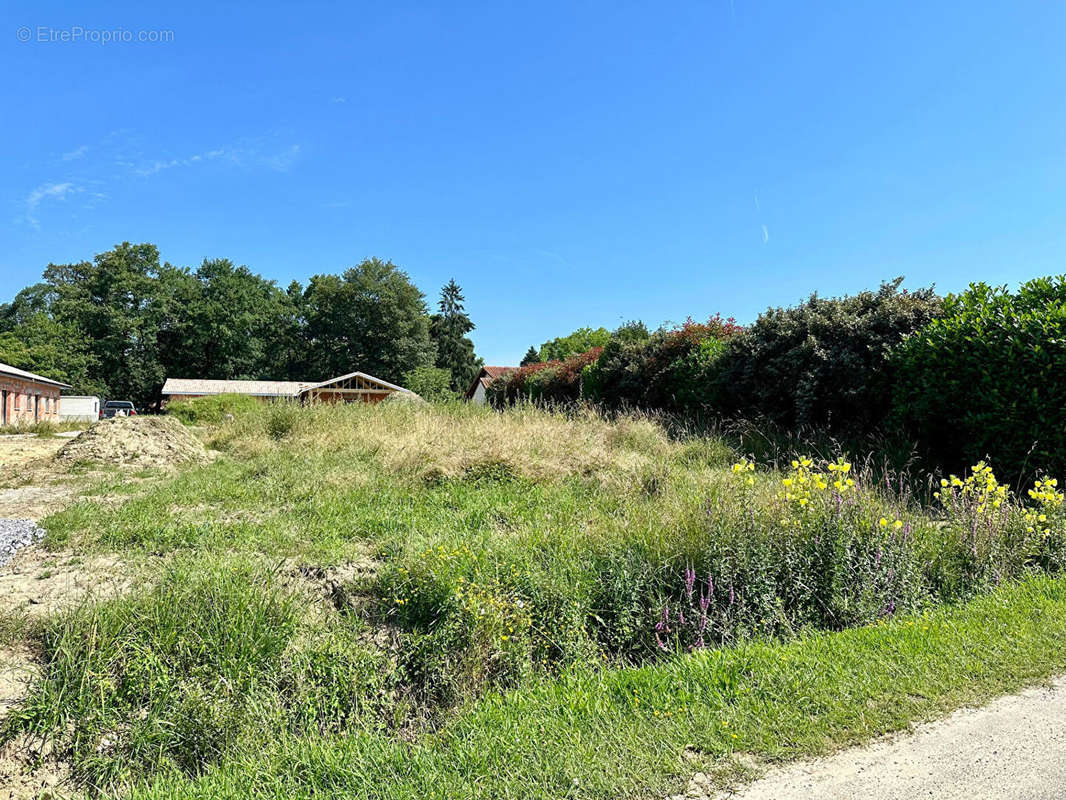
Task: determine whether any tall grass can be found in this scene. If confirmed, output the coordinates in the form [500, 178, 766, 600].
[2, 558, 390, 791]
[134, 575, 1066, 799]
[21, 400, 1066, 795]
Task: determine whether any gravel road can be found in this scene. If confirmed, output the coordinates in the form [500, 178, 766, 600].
[710, 678, 1066, 799]
[0, 519, 44, 568]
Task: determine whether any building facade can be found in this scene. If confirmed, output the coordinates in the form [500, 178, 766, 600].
[0, 362, 72, 425]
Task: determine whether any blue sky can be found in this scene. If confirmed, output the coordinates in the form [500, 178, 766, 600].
[4, 1, 1065, 366]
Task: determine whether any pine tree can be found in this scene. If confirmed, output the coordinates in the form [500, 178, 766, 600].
[520, 346, 540, 366]
[430, 279, 482, 391]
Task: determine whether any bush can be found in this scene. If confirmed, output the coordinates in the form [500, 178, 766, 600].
[488, 348, 603, 405]
[402, 366, 456, 402]
[583, 316, 742, 411]
[166, 393, 263, 425]
[892, 277, 1066, 480]
[715, 279, 941, 434]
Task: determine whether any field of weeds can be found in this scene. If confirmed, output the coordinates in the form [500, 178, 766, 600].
[4, 399, 1066, 799]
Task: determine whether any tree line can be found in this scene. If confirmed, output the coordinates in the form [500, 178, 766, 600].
[0, 242, 483, 408]
[494, 277, 1066, 482]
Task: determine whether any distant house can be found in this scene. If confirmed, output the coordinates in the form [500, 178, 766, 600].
[464, 366, 516, 404]
[161, 371, 416, 405]
[0, 362, 71, 426]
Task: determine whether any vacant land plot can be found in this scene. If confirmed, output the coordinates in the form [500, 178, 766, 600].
[1, 402, 1065, 799]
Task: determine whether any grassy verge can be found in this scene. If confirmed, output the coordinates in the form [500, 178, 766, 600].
[129, 574, 1066, 799]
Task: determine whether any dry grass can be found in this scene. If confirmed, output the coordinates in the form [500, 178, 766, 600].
[209, 400, 676, 483]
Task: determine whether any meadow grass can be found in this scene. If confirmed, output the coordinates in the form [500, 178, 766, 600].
[129, 575, 1066, 799]
[10, 400, 1066, 796]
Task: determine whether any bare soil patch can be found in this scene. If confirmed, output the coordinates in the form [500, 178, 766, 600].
[0, 548, 132, 621]
[0, 436, 72, 521]
[0, 487, 73, 522]
[0, 646, 36, 719]
[0, 745, 74, 800]
[0, 436, 66, 473]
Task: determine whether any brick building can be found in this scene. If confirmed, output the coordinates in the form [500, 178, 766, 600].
[0, 362, 72, 425]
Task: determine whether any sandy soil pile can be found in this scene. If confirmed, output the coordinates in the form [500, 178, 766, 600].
[56, 416, 210, 468]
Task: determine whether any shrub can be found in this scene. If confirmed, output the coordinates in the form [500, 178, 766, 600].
[402, 366, 456, 402]
[715, 279, 941, 434]
[582, 316, 742, 411]
[891, 277, 1066, 480]
[488, 348, 603, 405]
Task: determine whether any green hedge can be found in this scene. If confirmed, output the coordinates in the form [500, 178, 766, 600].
[714, 279, 942, 434]
[892, 276, 1066, 479]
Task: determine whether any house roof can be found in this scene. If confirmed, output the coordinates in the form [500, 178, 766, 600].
[308, 371, 412, 394]
[0, 361, 72, 389]
[161, 378, 312, 397]
[162, 371, 415, 399]
[464, 366, 516, 399]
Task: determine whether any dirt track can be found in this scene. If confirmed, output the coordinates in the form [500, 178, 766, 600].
[700, 678, 1066, 799]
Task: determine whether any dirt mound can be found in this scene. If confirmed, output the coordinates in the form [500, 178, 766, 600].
[56, 416, 210, 469]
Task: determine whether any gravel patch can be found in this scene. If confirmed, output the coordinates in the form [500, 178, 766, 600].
[0, 519, 44, 569]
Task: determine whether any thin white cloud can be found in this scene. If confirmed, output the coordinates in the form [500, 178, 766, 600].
[23, 133, 302, 230]
[133, 142, 301, 176]
[61, 144, 89, 161]
[134, 148, 228, 176]
[330, 96, 347, 104]
[761, 224, 770, 244]
[25, 182, 80, 227]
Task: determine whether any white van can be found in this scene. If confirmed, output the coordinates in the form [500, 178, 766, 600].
[60, 395, 100, 422]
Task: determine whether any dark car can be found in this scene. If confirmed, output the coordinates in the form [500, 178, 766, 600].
[100, 400, 138, 419]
